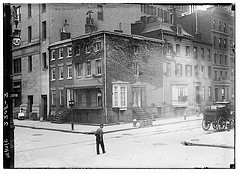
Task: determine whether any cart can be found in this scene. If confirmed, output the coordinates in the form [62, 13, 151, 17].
[202, 101, 234, 131]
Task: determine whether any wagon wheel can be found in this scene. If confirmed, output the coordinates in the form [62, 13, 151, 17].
[217, 117, 226, 131]
[212, 121, 217, 129]
[202, 119, 210, 131]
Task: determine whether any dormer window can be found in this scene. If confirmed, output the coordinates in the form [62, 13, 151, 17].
[177, 26, 182, 36]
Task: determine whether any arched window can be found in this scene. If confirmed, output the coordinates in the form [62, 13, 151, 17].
[219, 21, 221, 31]
[223, 23, 227, 33]
[213, 20, 216, 30]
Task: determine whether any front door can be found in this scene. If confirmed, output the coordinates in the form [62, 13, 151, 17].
[132, 87, 146, 108]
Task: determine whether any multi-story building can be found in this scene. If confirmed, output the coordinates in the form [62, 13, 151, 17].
[176, 6, 234, 102]
[131, 14, 213, 116]
[49, 30, 164, 123]
[10, 3, 145, 120]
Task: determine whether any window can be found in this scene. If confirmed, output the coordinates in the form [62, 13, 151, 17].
[28, 56, 32, 72]
[97, 91, 102, 107]
[13, 59, 21, 74]
[176, 44, 180, 56]
[219, 22, 221, 31]
[224, 39, 227, 49]
[219, 38, 222, 47]
[59, 48, 63, 59]
[42, 4, 46, 13]
[186, 46, 190, 57]
[170, 13, 173, 24]
[194, 66, 199, 77]
[200, 48, 204, 59]
[223, 23, 227, 33]
[208, 86, 212, 100]
[96, 59, 102, 75]
[202, 86, 205, 101]
[220, 55, 222, 64]
[220, 71, 223, 77]
[201, 66, 205, 78]
[67, 46, 72, 57]
[166, 62, 171, 76]
[207, 49, 211, 61]
[225, 55, 228, 65]
[76, 63, 82, 77]
[51, 90, 56, 105]
[208, 66, 211, 78]
[86, 61, 91, 76]
[213, 36, 216, 47]
[42, 52, 47, 69]
[112, 83, 127, 108]
[172, 85, 188, 103]
[133, 45, 139, 54]
[97, 5, 103, 21]
[212, 20, 216, 30]
[59, 66, 63, 80]
[225, 71, 228, 77]
[214, 71, 217, 80]
[177, 26, 182, 36]
[67, 65, 72, 79]
[75, 47, 80, 56]
[85, 46, 90, 53]
[176, 63, 182, 76]
[59, 90, 64, 105]
[186, 65, 192, 77]
[51, 50, 56, 60]
[16, 6, 21, 21]
[42, 21, 46, 40]
[167, 43, 171, 54]
[95, 41, 102, 52]
[28, 26, 32, 42]
[214, 52, 217, 64]
[28, 4, 31, 18]
[51, 67, 55, 80]
[133, 62, 139, 76]
[193, 47, 197, 59]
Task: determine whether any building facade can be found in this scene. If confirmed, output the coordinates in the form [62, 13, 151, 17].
[176, 6, 234, 102]
[48, 30, 164, 123]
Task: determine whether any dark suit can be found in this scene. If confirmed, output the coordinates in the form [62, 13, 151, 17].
[95, 127, 105, 155]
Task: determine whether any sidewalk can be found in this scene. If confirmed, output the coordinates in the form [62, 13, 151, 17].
[14, 115, 235, 149]
[14, 115, 201, 134]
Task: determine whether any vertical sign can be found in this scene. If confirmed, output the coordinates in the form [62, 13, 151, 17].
[3, 3, 14, 168]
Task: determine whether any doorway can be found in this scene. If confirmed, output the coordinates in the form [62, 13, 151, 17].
[42, 95, 47, 120]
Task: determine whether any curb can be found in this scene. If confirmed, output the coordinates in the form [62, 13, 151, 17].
[181, 141, 234, 149]
[14, 117, 202, 134]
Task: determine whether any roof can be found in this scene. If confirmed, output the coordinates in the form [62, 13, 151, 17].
[72, 30, 165, 44]
[141, 21, 193, 38]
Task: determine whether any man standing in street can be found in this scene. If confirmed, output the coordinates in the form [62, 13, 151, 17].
[95, 123, 106, 155]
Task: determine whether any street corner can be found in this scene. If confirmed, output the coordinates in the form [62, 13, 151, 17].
[181, 129, 235, 149]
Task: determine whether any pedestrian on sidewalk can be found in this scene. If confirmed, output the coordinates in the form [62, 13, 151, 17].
[95, 123, 106, 155]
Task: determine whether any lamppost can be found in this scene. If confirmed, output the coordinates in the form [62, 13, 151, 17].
[3, 4, 21, 168]
[69, 100, 75, 130]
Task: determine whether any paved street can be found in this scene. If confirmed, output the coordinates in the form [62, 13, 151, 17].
[15, 118, 234, 168]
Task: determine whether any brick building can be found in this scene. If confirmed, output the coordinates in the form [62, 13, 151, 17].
[176, 6, 234, 102]
[49, 30, 164, 123]
[12, 3, 187, 120]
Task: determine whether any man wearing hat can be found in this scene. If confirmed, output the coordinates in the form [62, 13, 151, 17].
[95, 123, 106, 155]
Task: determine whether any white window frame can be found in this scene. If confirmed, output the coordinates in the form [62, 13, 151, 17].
[95, 59, 102, 75]
[75, 63, 82, 77]
[201, 66, 205, 78]
[59, 48, 63, 59]
[112, 82, 128, 108]
[51, 90, 56, 105]
[186, 46, 190, 57]
[202, 86, 205, 101]
[186, 65, 192, 77]
[86, 60, 91, 77]
[67, 46, 72, 57]
[59, 65, 64, 80]
[51, 66, 55, 81]
[51, 50, 55, 61]
[67, 64, 72, 79]
[59, 90, 64, 105]
[176, 63, 182, 76]
[133, 61, 139, 76]
[95, 41, 102, 52]
[176, 44, 180, 56]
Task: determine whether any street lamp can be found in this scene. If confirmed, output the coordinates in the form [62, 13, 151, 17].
[69, 100, 75, 130]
